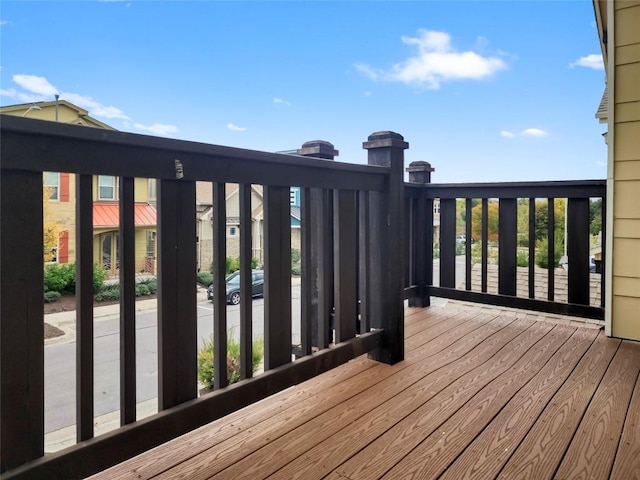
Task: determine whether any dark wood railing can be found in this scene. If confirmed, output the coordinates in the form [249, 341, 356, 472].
[404, 161, 606, 320]
[0, 115, 406, 478]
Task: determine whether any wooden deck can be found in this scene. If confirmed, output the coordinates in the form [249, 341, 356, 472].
[90, 305, 640, 480]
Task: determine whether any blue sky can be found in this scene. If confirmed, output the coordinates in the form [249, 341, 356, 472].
[1, 1, 607, 183]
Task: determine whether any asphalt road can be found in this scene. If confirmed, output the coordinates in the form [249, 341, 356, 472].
[44, 288, 302, 433]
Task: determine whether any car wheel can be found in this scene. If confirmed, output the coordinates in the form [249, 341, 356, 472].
[229, 292, 241, 305]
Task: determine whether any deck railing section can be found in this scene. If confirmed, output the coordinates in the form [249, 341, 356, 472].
[0, 116, 406, 478]
[404, 160, 606, 320]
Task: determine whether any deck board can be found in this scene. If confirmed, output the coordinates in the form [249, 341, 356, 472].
[89, 305, 640, 480]
[555, 340, 640, 480]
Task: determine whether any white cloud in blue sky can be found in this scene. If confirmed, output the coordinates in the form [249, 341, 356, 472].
[356, 29, 507, 89]
[570, 54, 604, 70]
[273, 97, 291, 107]
[133, 122, 178, 136]
[501, 129, 550, 138]
[522, 128, 549, 138]
[2, 74, 131, 120]
[227, 123, 247, 132]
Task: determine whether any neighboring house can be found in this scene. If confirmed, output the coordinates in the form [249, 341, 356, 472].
[195, 180, 306, 272]
[0, 100, 158, 275]
[594, 0, 640, 341]
[195, 182, 265, 270]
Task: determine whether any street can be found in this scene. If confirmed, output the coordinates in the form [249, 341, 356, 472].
[44, 286, 302, 433]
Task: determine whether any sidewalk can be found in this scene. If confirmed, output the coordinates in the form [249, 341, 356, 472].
[45, 285, 210, 345]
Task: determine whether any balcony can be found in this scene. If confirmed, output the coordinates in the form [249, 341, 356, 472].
[2, 114, 637, 479]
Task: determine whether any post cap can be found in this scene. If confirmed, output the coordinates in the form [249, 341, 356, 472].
[362, 131, 409, 150]
[406, 161, 435, 173]
[298, 140, 339, 159]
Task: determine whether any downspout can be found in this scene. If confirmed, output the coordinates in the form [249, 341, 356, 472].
[604, 0, 615, 337]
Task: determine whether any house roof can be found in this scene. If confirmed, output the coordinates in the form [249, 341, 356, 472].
[596, 86, 608, 121]
[0, 100, 116, 130]
[93, 203, 157, 227]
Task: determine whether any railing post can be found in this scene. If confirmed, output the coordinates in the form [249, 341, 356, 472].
[1, 169, 44, 472]
[406, 161, 434, 307]
[364, 131, 408, 364]
[157, 178, 198, 409]
[299, 140, 338, 350]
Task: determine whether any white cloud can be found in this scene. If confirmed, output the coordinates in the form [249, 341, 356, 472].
[363, 91, 373, 97]
[273, 97, 291, 107]
[570, 54, 604, 70]
[227, 123, 247, 132]
[500, 130, 515, 138]
[63, 92, 129, 120]
[13, 74, 58, 96]
[522, 128, 549, 137]
[0, 20, 8, 26]
[0, 88, 43, 103]
[133, 122, 178, 136]
[356, 29, 507, 89]
[3, 74, 130, 120]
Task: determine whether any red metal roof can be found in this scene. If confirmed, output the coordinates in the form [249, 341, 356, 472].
[93, 203, 157, 227]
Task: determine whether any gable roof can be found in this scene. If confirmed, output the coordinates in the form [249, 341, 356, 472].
[0, 100, 116, 129]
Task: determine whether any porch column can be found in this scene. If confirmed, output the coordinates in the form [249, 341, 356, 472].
[299, 140, 338, 351]
[406, 161, 435, 307]
[364, 131, 408, 364]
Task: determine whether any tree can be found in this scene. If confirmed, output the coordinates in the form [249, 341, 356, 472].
[43, 187, 60, 262]
[590, 198, 603, 236]
[471, 201, 499, 242]
[533, 199, 565, 245]
[457, 198, 481, 234]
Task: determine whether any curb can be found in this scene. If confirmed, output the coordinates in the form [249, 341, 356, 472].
[45, 287, 210, 345]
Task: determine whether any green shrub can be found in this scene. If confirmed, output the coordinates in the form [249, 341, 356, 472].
[197, 271, 213, 286]
[225, 257, 240, 275]
[135, 284, 150, 296]
[94, 286, 120, 302]
[291, 248, 301, 265]
[197, 333, 264, 390]
[517, 250, 529, 267]
[251, 258, 259, 269]
[44, 263, 107, 294]
[93, 264, 107, 292]
[44, 291, 62, 303]
[44, 263, 76, 294]
[535, 237, 563, 269]
[139, 277, 157, 293]
[291, 263, 301, 276]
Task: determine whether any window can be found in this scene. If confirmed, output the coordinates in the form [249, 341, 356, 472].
[148, 179, 157, 203]
[229, 226, 238, 236]
[146, 231, 156, 258]
[43, 172, 60, 200]
[98, 175, 116, 200]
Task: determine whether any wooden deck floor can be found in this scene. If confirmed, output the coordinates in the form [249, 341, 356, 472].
[91, 305, 640, 480]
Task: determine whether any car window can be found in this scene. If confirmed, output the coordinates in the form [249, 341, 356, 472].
[226, 272, 240, 285]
